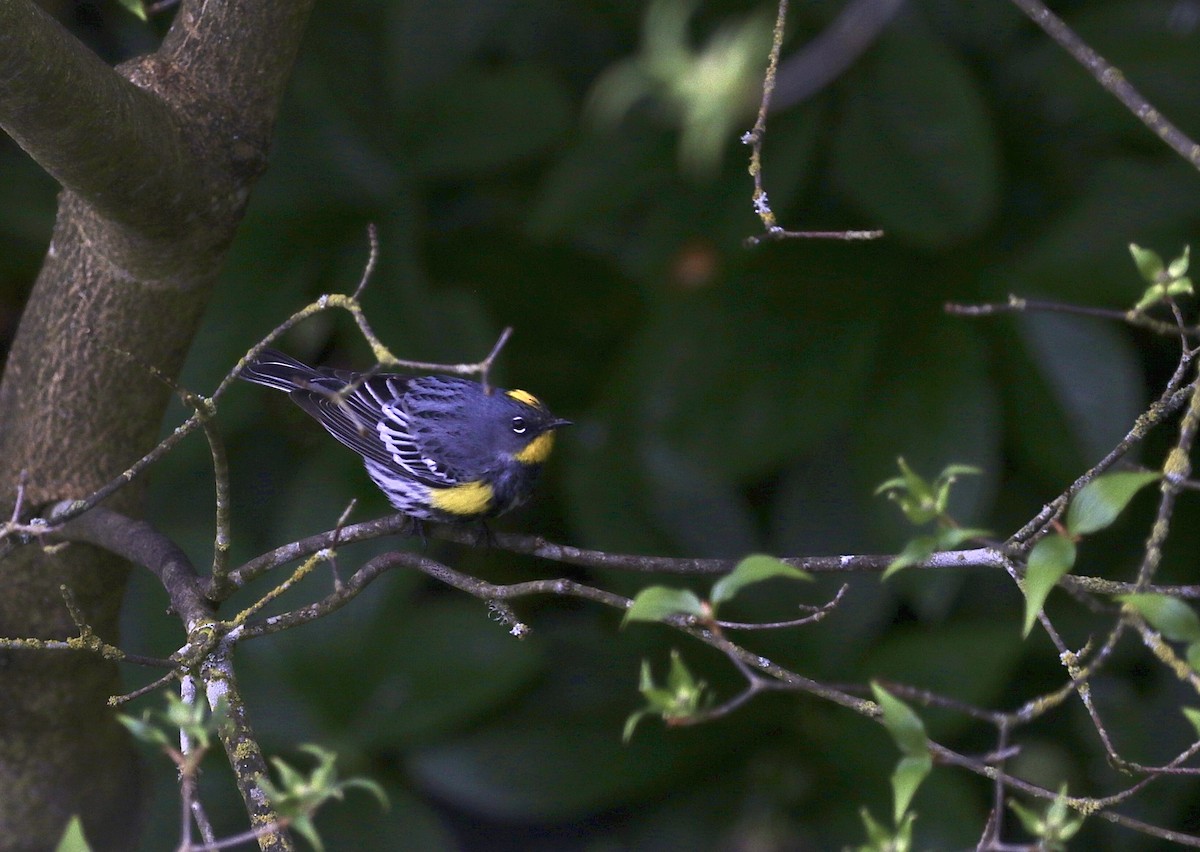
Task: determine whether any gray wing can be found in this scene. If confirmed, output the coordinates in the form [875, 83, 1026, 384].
[292, 375, 459, 487]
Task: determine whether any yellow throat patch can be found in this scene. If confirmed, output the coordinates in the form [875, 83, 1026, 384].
[514, 430, 556, 465]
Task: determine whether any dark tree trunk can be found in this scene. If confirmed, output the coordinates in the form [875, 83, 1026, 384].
[0, 2, 313, 847]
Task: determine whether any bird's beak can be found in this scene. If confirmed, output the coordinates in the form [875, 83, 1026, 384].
[549, 418, 573, 429]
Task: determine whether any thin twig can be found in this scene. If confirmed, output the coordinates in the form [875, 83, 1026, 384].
[110, 671, 180, 706]
[741, 0, 884, 244]
[8, 469, 28, 524]
[351, 224, 379, 300]
[715, 583, 848, 630]
[931, 742, 1200, 847]
[1134, 359, 1200, 588]
[945, 293, 1199, 339]
[1008, 0, 1200, 171]
[1009, 375, 1196, 548]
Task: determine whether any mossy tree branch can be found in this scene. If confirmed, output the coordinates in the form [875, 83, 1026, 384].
[0, 1, 201, 239]
[0, 1, 314, 848]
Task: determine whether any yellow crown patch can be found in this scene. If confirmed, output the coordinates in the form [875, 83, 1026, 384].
[506, 388, 542, 408]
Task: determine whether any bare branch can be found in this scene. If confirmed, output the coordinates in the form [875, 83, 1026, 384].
[350, 224, 379, 300]
[0, 1, 200, 233]
[715, 583, 848, 630]
[1009, 0, 1200, 171]
[741, 0, 885, 243]
[48, 504, 215, 630]
[197, 647, 293, 852]
[946, 294, 1197, 339]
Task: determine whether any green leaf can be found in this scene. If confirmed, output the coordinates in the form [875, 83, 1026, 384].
[1066, 471, 1159, 535]
[161, 691, 224, 751]
[339, 777, 390, 812]
[876, 460, 985, 532]
[622, 709, 652, 744]
[893, 810, 916, 850]
[623, 587, 706, 627]
[623, 651, 708, 741]
[1188, 642, 1200, 674]
[933, 526, 990, 551]
[665, 649, 697, 695]
[932, 464, 982, 514]
[1045, 784, 1069, 829]
[54, 816, 92, 852]
[637, 658, 659, 692]
[1008, 797, 1044, 837]
[856, 329, 999, 538]
[1129, 243, 1165, 283]
[871, 683, 928, 757]
[1009, 784, 1083, 848]
[859, 807, 891, 846]
[896, 457, 932, 499]
[1059, 813, 1085, 843]
[878, 460, 988, 580]
[302, 743, 337, 791]
[1168, 246, 1191, 279]
[262, 744, 385, 831]
[1134, 285, 1169, 312]
[863, 623, 1021, 741]
[876, 458, 940, 525]
[1135, 276, 1194, 311]
[882, 536, 937, 580]
[1117, 593, 1200, 643]
[1130, 241, 1190, 306]
[268, 756, 304, 793]
[939, 463, 985, 478]
[855, 808, 915, 852]
[1182, 707, 1200, 739]
[1022, 534, 1077, 637]
[586, 1, 772, 174]
[116, 712, 170, 748]
[291, 812, 324, 852]
[709, 554, 812, 607]
[115, 0, 148, 22]
[891, 753, 932, 823]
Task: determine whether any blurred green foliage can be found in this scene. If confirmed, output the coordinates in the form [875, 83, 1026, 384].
[4, 0, 1200, 848]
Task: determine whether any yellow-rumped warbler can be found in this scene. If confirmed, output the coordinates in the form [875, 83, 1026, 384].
[241, 349, 571, 522]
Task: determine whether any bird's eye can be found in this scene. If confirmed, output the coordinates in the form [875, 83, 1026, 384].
[511, 416, 527, 434]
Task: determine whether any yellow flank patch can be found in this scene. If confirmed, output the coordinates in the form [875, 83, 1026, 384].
[514, 430, 556, 464]
[506, 388, 542, 408]
[429, 480, 495, 516]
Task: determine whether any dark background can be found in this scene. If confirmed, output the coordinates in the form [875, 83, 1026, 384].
[3, 0, 1200, 848]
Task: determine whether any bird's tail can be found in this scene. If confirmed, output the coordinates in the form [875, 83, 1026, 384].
[239, 348, 322, 393]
